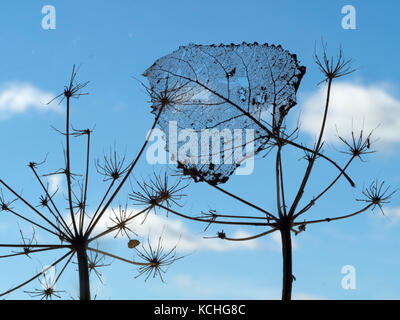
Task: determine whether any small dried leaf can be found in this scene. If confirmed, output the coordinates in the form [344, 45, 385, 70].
[128, 239, 140, 249]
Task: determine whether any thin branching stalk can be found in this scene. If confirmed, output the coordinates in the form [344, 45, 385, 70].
[288, 78, 333, 218]
[80, 131, 91, 235]
[0, 250, 74, 297]
[87, 247, 151, 266]
[85, 104, 165, 237]
[294, 155, 356, 219]
[30, 166, 73, 239]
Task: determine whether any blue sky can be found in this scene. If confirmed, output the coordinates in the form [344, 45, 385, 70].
[0, 0, 400, 299]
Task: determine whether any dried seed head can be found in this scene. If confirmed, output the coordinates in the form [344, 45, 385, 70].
[144, 76, 192, 112]
[38, 195, 49, 207]
[24, 275, 64, 300]
[47, 65, 89, 105]
[134, 235, 183, 282]
[95, 146, 130, 182]
[129, 171, 188, 216]
[314, 43, 356, 83]
[0, 189, 17, 212]
[338, 129, 375, 160]
[86, 246, 111, 284]
[357, 180, 396, 214]
[27, 155, 48, 170]
[13, 226, 37, 258]
[109, 204, 137, 238]
[72, 126, 94, 137]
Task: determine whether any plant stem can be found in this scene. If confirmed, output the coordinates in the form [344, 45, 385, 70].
[76, 240, 90, 300]
[289, 78, 333, 217]
[85, 105, 165, 237]
[80, 132, 91, 235]
[66, 96, 78, 235]
[280, 221, 293, 300]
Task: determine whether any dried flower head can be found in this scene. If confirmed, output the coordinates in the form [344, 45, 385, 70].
[109, 203, 137, 238]
[130, 172, 188, 217]
[38, 193, 52, 208]
[144, 76, 192, 112]
[87, 246, 111, 284]
[0, 189, 17, 212]
[95, 147, 130, 182]
[357, 180, 396, 214]
[314, 43, 356, 83]
[27, 155, 47, 170]
[134, 236, 183, 282]
[148, 172, 188, 209]
[12, 226, 37, 258]
[338, 129, 375, 160]
[129, 179, 159, 210]
[24, 274, 64, 300]
[71, 126, 94, 137]
[47, 64, 89, 105]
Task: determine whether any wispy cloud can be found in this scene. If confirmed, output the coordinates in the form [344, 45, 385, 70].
[63, 206, 296, 254]
[301, 82, 400, 148]
[87, 208, 264, 252]
[47, 174, 64, 194]
[378, 206, 400, 224]
[0, 82, 60, 120]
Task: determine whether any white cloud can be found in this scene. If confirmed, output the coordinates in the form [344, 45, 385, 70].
[379, 206, 400, 223]
[90, 208, 264, 253]
[292, 292, 323, 300]
[0, 82, 60, 119]
[47, 174, 64, 194]
[301, 82, 400, 147]
[64, 206, 300, 254]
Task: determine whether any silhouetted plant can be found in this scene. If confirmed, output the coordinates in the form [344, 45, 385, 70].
[24, 272, 65, 300]
[141, 42, 395, 300]
[0, 66, 183, 300]
[134, 234, 183, 283]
